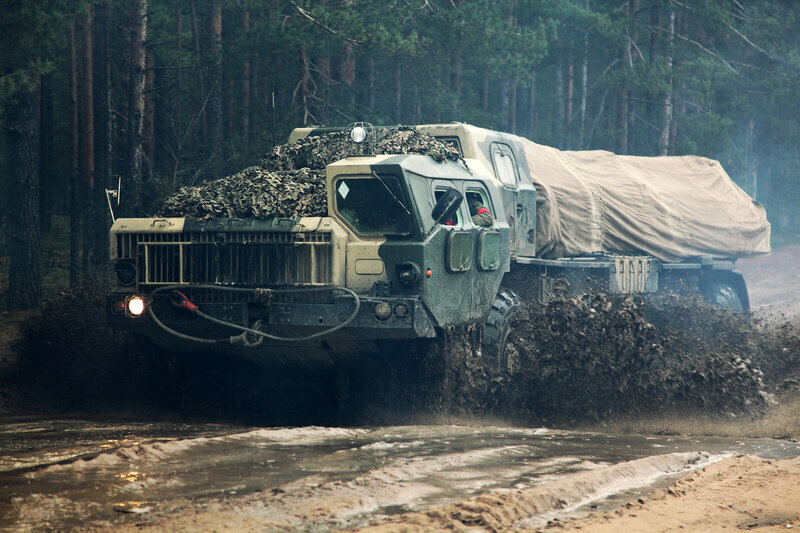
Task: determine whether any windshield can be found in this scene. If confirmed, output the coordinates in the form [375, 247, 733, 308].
[335, 176, 413, 235]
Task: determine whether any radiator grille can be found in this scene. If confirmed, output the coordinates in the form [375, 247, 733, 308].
[116, 231, 333, 290]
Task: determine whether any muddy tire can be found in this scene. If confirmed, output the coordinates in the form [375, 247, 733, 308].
[483, 288, 521, 372]
[702, 272, 749, 313]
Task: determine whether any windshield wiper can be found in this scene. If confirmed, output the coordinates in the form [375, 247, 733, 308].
[372, 171, 411, 217]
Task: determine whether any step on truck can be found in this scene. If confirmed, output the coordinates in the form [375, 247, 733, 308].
[107, 123, 770, 366]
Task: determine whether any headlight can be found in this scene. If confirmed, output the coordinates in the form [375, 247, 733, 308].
[126, 295, 146, 317]
[374, 301, 392, 321]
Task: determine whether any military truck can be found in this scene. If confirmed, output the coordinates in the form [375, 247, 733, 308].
[107, 123, 770, 367]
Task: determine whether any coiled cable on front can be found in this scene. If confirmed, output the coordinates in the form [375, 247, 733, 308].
[147, 284, 360, 344]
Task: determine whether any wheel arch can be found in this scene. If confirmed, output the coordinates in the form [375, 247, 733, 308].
[700, 269, 750, 313]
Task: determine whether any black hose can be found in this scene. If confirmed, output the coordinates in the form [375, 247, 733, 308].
[148, 284, 361, 344]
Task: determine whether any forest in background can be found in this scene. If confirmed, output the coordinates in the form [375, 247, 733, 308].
[1, 0, 799, 310]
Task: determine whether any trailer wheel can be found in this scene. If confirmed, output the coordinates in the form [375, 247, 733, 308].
[483, 288, 521, 372]
[702, 273, 749, 313]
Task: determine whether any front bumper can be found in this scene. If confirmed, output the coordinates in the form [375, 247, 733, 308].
[107, 291, 438, 343]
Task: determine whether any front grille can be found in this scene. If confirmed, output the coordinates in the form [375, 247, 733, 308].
[116, 231, 333, 290]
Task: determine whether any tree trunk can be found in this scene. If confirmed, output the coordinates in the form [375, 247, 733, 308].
[626, 0, 639, 153]
[565, 56, 574, 146]
[555, 60, 564, 145]
[669, 13, 684, 157]
[143, 47, 155, 166]
[79, 3, 95, 277]
[414, 85, 422, 123]
[650, 1, 659, 62]
[565, 57, 574, 125]
[250, 56, 259, 143]
[316, 52, 330, 123]
[344, 41, 356, 114]
[579, 22, 589, 149]
[69, 22, 80, 286]
[433, 73, 442, 123]
[125, 0, 147, 216]
[367, 55, 375, 114]
[39, 73, 53, 234]
[225, 75, 234, 145]
[746, 119, 756, 198]
[207, 1, 223, 153]
[617, 0, 639, 154]
[175, 0, 183, 140]
[93, 0, 112, 271]
[528, 70, 536, 137]
[451, 53, 463, 120]
[5, 81, 42, 309]
[482, 70, 489, 115]
[191, 0, 207, 147]
[241, 5, 250, 140]
[299, 48, 311, 125]
[658, 7, 675, 156]
[508, 83, 517, 134]
[394, 63, 402, 123]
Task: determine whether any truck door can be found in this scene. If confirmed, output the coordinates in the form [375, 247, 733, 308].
[490, 143, 536, 257]
[515, 182, 537, 257]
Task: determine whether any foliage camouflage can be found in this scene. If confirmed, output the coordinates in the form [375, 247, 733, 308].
[158, 126, 462, 219]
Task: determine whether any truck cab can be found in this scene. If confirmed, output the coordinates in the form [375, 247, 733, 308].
[107, 141, 510, 352]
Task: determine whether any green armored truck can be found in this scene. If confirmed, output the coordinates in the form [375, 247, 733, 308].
[107, 123, 770, 366]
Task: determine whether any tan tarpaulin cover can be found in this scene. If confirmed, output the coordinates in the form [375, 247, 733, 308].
[523, 140, 771, 262]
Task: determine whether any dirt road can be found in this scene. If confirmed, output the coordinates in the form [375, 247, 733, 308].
[2, 421, 798, 531]
[533, 455, 800, 533]
[359, 454, 800, 532]
[1, 248, 798, 531]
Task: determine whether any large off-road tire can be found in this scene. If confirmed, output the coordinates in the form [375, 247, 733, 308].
[701, 272, 749, 313]
[483, 288, 522, 372]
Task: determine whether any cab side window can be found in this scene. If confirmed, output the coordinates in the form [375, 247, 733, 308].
[466, 188, 494, 228]
[490, 143, 518, 188]
[435, 187, 463, 227]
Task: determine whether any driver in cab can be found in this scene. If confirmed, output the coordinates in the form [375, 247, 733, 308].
[469, 198, 493, 227]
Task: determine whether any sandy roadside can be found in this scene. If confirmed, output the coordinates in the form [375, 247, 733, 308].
[106, 454, 800, 532]
[532, 455, 800, 533]
[354, 455, 800, 532]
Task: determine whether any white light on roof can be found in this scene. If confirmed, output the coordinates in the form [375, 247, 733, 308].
[350, 126, 367, 143]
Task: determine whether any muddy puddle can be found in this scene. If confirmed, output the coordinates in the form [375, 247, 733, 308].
[1, 419, 798, 531]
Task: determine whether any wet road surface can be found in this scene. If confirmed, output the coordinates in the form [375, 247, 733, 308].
[1, 418, 799, 531]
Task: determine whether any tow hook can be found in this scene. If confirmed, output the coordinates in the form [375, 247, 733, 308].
[229, 320, 265, 347]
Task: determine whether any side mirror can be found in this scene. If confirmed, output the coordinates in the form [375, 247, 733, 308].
[106, 176, 121, 222]
[431, 188, 463, 225]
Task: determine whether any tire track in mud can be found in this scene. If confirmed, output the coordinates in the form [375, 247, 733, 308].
[355, 452, 723, 532]
[8, 424, 726, 532]
[69, 449, 723, 533]
[4, 422, 798, 532]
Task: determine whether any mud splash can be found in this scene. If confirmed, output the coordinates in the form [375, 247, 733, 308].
[353, 293, 796, 425]
[5, 281, 341, 425]
[5, 281, 799, 427]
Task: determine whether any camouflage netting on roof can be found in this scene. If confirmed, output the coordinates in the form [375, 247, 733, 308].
[158, 126, 462, 219]
[159, 167, 327, 219]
